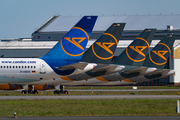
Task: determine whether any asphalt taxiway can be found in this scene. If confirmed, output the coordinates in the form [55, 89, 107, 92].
[1, 95, 180, 100]
[69, 89, 180, 91]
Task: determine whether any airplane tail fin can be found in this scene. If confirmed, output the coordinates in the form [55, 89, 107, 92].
[41, 16, 97, 61]
[143, 34, 177, 69]
[112, 29, 156, 66]
[81, 23, 126, 64]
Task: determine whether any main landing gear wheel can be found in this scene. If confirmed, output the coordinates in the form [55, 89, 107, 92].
[28, 90, 38, 94]
[53, 85, 68, 94]
[53, 90, 68, 94]
[21, 90, 28, 94]
[21, 90, 38, 94]
[30, 90, 38, 94]
[64, 90, 68, 94]
[54, 90, 59, 94]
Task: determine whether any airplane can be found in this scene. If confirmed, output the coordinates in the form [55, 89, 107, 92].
[112, 34, 177, 84]
[4, 30, 176, 93]
[57, 23, 126, 76]
[9, 32, 176, 93]
[91, 34, 177, 86]
[0, 22, 126, 93]
[0, 16, 97, 86]
[17, 28, 156, 93]
[58, 29, 156, 82]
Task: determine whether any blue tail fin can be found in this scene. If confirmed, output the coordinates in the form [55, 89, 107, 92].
[143, 34, 177, 69]
[41, 16, 97, 61]
[112, 29, 156, 66]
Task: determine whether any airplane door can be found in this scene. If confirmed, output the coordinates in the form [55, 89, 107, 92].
[40, 62, 46, 74]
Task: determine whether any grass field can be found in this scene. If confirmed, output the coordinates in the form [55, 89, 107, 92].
[0, 99, 179, 116]
[0, 86, 180, 116]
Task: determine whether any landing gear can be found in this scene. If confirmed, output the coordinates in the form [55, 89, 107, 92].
[53, 85, 68, 94]
[28, 90, 38, 94]
[53, 90, 68, 94]
[21, 90, 28, 94]
[54, 90, 59, 94]
[21, 89, 38, 94]
[21, 84, 29, 94]
[64, 90, 68, 94]
[21, 85, 39, 94]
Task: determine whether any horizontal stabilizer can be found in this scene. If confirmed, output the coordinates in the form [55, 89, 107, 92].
[123, 67, 148, 74]
[90, 64, 125, 73]
[144, 69, 174, 79]
[147, 69, 171, 75]
[55, 62, 89, 70]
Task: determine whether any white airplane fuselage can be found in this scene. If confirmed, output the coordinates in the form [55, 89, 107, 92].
[0, 58, 58, 83]
[0, 57, 173, 86]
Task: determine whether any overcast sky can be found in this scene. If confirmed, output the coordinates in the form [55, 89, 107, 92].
[0, 0, 180, 39]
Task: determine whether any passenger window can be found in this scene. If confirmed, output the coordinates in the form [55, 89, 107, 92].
[16, 66, 18, 68]
[22, 66, 23, 68]
[34, 66, 36, 68]
[13, 66, 14, 68]
[28, 66, 29, 68]
[7, 66, 8, 68]
[31, 66, 33, 68]
[25, 66, 26, 68]
[10, 66, 11, 68]
[1, 66, 2, 68]
[4, 66, 5, 68]
[19, 66, 20, 68]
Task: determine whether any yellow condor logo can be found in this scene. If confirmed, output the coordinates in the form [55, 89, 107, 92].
[60, 27, 89, 56]
[92, 33, 118, 60]
[129, 46, 147, 57]
[64, 37, 86, 50]
[149, 43, 171, 65]
[95, 42, 115, 54]
[126, 37, 150, 62]
[151, 50, 168, 61]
